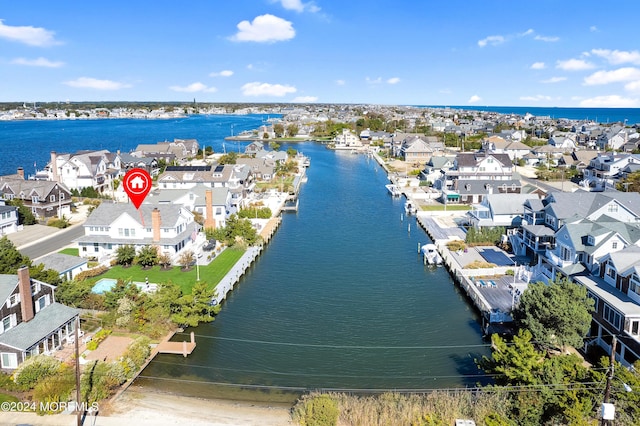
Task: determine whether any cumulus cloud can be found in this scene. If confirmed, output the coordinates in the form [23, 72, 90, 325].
[11, 57, 64, 68]
[169, 82, 217, 93]
[386, 77, 401, 85]
[520, 95, 553, 102]
[530, 62, 545, 70]
[541, 76, 567, 84]
[625, 81, 640, 92]
[556, 58, 595, 71]
[64, 77, 131, 90]
[241, 81, 296, 97]
[590, 26, 599, 32]
[210, 70, 234, 77]
[583, 67, 640, 85]
[336, 79, 346, 86]
[366, 77, 382, 84]
[0, 19, 60, 46]
[230, 14, 295, 43]
[579, 95, 640, 108]
[276, 0, 320, 13]
[591, 49, 640, 65]
[468, 95, 482, 103]
[478, 35, 505, 47]
[292, 96, 318, 102]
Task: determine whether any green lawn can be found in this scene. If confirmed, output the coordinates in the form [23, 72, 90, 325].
[59, 248, 80, 256]
[98, 248, 245, 294]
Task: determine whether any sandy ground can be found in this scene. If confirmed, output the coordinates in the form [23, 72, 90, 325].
[0, 389, 294, 425]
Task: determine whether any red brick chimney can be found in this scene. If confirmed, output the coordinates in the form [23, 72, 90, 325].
[16, 167, 24, 179]
[152, 208, 161, 242]
[204, 190, 215, 229]
[17, 266, 34, 323]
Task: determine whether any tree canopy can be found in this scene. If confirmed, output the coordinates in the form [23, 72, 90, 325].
[513, 276, 594, 350]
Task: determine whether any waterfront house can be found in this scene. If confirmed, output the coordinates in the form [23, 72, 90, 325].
[399, 136, 444, 163]
[467, 193, 539, 229]
[596, 126, 633, 150]
[581, 153, 640, 190]
[574, 245, 640, 367]
[236, 157, 277, 182]
[74, 202, 199, 263]
[0, 170, 72, 219]
[133, 138, 199, 161]
[481, 136, 531, 161]
[421, 155, 455, 185]
[119, 152, 160, 177]
[332, 129, 362, 149]
[244, 141, 265, 156]
[0, 267, 79, 371]
[150, 184, 231, 230]
[0, 202, 18, 235]
[34, 253, 88, 282]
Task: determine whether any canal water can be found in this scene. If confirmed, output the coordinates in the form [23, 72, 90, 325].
[136, 141, 490, 401]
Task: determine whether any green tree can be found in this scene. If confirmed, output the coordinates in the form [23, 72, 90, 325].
[28, 262, 61, 286]
[0, 236, 31, 273]
[218, 151, 237, 164]
[287, 147, 297, 157]
[7, 199, 36, 225]
[136, 245, 158, 268]
[178, 250, 195, 270]
[115, 244, 136, 266]
[616, 170, 640, 192]
[286, 123, 299, 137]
[271, 142, 281, 151]
[171, 281, 219, 327]
[514, 276, 594, 350]
[211, 214, 259, 247]
[273, 123, 285, 137]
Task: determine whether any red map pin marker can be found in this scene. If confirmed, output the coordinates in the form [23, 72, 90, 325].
[123, 168, 152, 208]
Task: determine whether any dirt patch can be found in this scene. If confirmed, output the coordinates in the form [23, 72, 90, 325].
[84, 335, 134, 362]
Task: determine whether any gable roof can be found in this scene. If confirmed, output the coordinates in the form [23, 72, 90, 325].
[0, 274, 18, 306]
[484, 193, 539, 215]
[35, 253, 87, 274]
[84, 202, 187, 227]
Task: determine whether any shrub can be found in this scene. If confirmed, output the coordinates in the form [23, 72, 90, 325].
[75, 265, 108, 281]
[86, 329, 111, 351]
[81, 360, 127, 404]
[446, 240, 466, 252]
[119, 336, 151, 378]
[463, 260, 497, 269]
[32, 364, 75, 415]
[13, 355, 63, 390]
[293, 394, 339, 426]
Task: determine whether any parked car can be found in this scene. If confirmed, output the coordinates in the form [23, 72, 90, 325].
[203, 239, 217, 251]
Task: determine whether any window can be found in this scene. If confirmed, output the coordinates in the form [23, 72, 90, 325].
[31, 196, 39, 203]
[50, 195, 55, 202]
[630, 277, 640, 297]
[8, 294, 19, 307]
[612, 241, 618, 250]
[0, 353, 17, 369]
[603, 305, 622, 329]
[606, 265, 617, 280]
[2, 315, 12, 333]
[31, 282, 41, 295]
[607, 203, 619, 213]
[35, 295, 49, 313]
[60, 193, 65, 200]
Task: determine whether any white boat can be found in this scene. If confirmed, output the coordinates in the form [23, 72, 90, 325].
[421, 244, 443, 265]
[385, 184, 401, 197]
[405, 200, 417, 215]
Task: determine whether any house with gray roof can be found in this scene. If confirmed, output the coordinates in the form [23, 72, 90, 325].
[74, 202, 198, 263]
[0, 171, 72, 219]
[149, 184, 232, 229]
[467, 193, 540, 228]
[34, 253, 88, 281]
[0, 267, 79, 371]
[41, 150, 122, 192]
[0, 203, 18, 235]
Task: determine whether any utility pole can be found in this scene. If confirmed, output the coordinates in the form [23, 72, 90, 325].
[75, 316, 82, 426]
[601, 335, 617, 426]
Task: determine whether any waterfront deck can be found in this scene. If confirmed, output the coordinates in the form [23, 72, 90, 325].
[156, 331, 196, 357]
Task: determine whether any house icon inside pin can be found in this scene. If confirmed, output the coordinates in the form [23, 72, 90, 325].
[130, 176, 145, 189]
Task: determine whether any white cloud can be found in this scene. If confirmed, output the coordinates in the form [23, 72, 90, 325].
[541, 76, 567, 84]
[11, 57, 64, 68]
[583, 67, 640, 85]
[366, 77, 382, 84]
[590, 26, 599, 32]
[520, 95, 553, 102]
[64, 77, 131, 90]
[530, 62, 545, 70]
[276, 0, 320, 13]
[534, 35, 559, 42]
[230, 14, 295, 43]
[591, 49, 640, 65]
[556, 58, 595, 71]
[241, 81, 296, 97]
[519, 29, 534, 37]
[579, 95, 640, 108]
[468, 95, 481, 103]
[292, 96, 318, 102]
[209, 70, 234, 77]
[0, 19, 60, 46]
[169, 82, 217, 93]
[477, 35, 505, 47]
[336, 79, 345, 86]
[386, 77, 401, 85]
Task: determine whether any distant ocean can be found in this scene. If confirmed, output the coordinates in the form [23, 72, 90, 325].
[418, 105, 640, 125]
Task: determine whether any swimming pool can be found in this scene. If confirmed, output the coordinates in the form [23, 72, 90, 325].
[91, 278, 118, 294]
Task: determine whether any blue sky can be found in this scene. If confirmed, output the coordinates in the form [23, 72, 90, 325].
[2, 0, 640, 107]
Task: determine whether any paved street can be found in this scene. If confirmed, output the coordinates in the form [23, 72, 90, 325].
[10, 223, 85, 260]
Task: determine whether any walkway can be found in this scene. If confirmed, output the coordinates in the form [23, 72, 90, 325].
[213, 246, 262, 304]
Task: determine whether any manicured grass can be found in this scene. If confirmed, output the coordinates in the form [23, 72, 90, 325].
[419, 204, 470, 211]
[97, 248, 245, 294]
[59, 248, 80, 256]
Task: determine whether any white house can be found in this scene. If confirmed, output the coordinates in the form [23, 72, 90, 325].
[74, 202, 199, 263]
[332, 129, 362, 149]
[149, 185, 232, 230]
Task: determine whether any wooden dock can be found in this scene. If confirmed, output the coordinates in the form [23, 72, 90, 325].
[156, 331, 196, 357]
